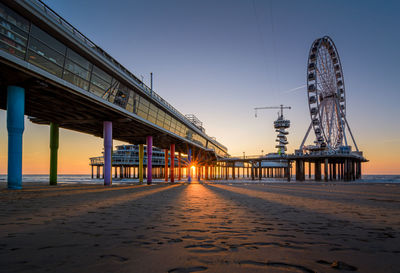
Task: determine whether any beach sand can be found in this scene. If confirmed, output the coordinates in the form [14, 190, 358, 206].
[0, 181, 399, 272]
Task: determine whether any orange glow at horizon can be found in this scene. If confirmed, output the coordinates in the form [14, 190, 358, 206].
[0, 115, 399, 175]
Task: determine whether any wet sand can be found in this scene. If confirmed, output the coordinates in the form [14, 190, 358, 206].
[0, 181, 399, 272]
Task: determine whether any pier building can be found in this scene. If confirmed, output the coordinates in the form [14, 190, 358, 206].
[89, 144, 187, 181]
[0, 0, 228, 188]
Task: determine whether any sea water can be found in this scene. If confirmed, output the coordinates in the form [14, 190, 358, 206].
[0, 174, 399, 184]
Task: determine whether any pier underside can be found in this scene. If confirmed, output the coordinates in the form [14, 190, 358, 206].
[0, 61, 207, 155]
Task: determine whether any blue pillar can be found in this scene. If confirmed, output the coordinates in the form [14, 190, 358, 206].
[188, 147, 192, 182]
[7, 86, 25, 189]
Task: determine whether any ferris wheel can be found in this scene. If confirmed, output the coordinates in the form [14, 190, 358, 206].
[307, 36, 346, 150]
[301, 36, 359, 152]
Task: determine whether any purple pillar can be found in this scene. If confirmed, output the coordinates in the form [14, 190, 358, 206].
[103, 121, 112, 186]
[146, 136, 153, 185]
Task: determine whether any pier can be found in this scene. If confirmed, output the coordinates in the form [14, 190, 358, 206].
[0, 0, 227, 188]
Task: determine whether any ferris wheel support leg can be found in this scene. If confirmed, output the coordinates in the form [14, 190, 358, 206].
[342, 115, 359, 152]
[300, 122, 313, 150]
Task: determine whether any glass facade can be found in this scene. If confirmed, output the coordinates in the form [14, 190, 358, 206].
[0, 2, 228, 156]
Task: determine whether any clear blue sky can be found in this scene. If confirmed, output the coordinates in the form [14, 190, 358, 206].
[1, 0, 399, 174]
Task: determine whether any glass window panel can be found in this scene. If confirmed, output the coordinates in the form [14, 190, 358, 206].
[64, 59, 90, 80]
[157, 110, 165, 120]
[27, 49, 62, 77]
[149, 103, 158, 112]
[63, 70, 89, 90]
[132, 93, 138, 114]
[156, 118, 164, 127]
[0, 18, 28, 47]
[137, 109, 148, 119]
[90, 74, 110, 91]
[148, 115, 156, 124]
[126, 103, 133, 113]
[170, 119, 177, 129]
[162, 122, 170, 131]
[92, 65, 112, 83]
[66, 48, 91, 70]
[112, 81, 130, 109]
[30, 24, 66, 54]
[0, 35, 25, 59]
[139, 97, 150, 108]
[89, 83, 105, 97]
[137, 102, 149, 115]
[0, 3, 29, 32]
[148, 109, 157, 118]
[29, 37, 64, 66]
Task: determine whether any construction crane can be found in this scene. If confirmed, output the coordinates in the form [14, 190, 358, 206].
[254, 104, 292, 155]
[254, 104, 291, 118]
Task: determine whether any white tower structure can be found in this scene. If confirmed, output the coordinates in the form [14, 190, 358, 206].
[274, 112, 290, 155]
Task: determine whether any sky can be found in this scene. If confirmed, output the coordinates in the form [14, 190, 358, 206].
[1, 0, 399, 174]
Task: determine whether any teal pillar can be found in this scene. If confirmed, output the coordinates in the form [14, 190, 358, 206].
[7, 86, 25, 189]
[49, 123, 59, 185]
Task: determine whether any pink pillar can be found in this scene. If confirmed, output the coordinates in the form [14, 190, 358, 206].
[178, 152, 181, 180]
[103, 121, 112, 186]
[146, 136, 153, 185]
[170, 144, 175, 183]
[164, 149, 169, 182]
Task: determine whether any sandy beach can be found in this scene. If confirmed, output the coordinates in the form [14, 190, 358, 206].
[0, 181, 399, 272]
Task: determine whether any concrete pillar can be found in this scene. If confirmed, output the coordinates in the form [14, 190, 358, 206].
[139, 144, 144, 183]
[49, 122, 59, 185]
[178, 152, 181, 180]
[170, 144, 175, 182]
[315, 161, 321, 181]
[324, 158, 328, 182]
[251, 164, 255, 180]
[91, 165, 94, 179]
[232, 163, 235, 180]
[287, 161, 291, 182]
[295, 160, 300, 181]
[96, 166, 100, 178]
[258, 161, 262, 180]
[103, 121, 112, 186]
[308, 162, 311, 179]
[146, 136, 153, 184]
[164, 149, 169, 182]
[333, 163, 337, 180]
[188, 147, 192, 182]
[6, 86, 25, 189]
